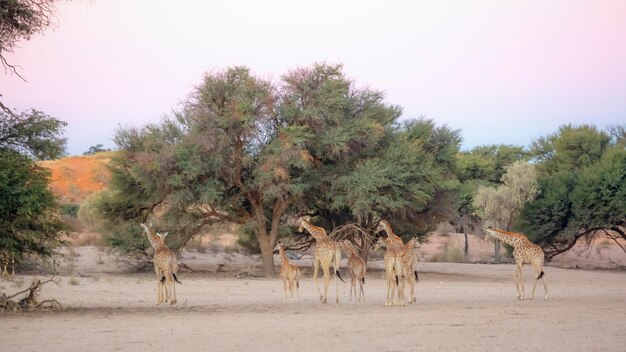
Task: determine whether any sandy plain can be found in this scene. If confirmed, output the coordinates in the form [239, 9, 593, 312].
[1, 236, 625, 352]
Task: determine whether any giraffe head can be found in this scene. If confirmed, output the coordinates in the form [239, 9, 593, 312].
[274, 240, 286, 252]
[483, 227, 497, 243]
[372, 235, 387, 252]
[376, 220, 390, 234]
[297, 215, 312, 233]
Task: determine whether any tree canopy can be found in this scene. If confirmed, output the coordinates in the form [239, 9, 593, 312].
[96, 64, 462, 275]
[0, 110, 67, 264]
[518, 124, 626, 259]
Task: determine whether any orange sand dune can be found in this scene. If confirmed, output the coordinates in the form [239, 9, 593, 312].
[40, 152, 113, 203]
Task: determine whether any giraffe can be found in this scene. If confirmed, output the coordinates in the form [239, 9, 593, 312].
[1, 252, 15, 276]
[398, 237, 420, 304]
[375, 220, 407, 306]
[140, 223, 181, 305]
[298, 217, 345, 303]
[484, 227, 548, 300]
[339, 240, 366, 302]
[275, 241, 301, 304]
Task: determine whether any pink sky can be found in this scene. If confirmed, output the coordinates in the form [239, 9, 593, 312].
[2, 0, 625, 155]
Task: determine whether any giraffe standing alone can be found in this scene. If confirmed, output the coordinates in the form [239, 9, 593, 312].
[140, 223, 181, 305]
[298, 217, 345, 303]
[484, 228, 548, 300]
[339, 240, 366, 302]
[275, 241, 301, 304]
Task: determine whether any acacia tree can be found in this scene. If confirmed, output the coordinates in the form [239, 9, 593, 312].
[277, 64, 462, 258]
[0, 110, 67, 265]
[520, 143, 626, 259]
[473, 160, 539, 262]
[518, 124, 625, 259]
[98, 64, 405, 275]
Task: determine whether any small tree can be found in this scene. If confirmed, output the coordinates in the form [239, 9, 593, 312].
[455, 144, 528, 257]
[83, 144, 109, 155]
[473, 161, 539, 262]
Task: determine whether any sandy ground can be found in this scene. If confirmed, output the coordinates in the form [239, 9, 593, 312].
[1, 254, 625, 352]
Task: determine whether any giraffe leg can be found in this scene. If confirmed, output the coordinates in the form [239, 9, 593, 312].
[170, 273, 177, 305]
[513, 264, 524, 299]
[530, 266, 548, 300]
[295, 271, 300, 303]
[283, 277, 288, 304]
[385, 262, 395, 306]
[334, 247, 342, 304]
[289, 278, 296, 304]
[394, 260, 405, 306]
[321, 264, 330, 304]
[154, 264, 162, 305]
[291, 278, 298, 303]
[406, 270, 415, 304]
[313, 258, 323, 302]
[349, 276, 354, 301]
[541, 274, 548, 300]
[359, 276, 365, 302]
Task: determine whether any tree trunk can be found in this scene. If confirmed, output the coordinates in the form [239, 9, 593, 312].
[462, 216, 469, 257]
[251, 198, 287, 277]
[494, 240, 501, 263]
[258, 238, 276, 277]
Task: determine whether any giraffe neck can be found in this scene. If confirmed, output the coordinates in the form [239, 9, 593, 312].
[302, 220, 329, 240]
[403, 238, 418, 255]
[145, 232, 159, 249]
[488, 229, 522, 247]
[380, 222, 403, 243]
[278, 246, 290, 264]
[343, 243, 358, 258]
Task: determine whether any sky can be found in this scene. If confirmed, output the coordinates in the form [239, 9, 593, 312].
[2, 0, 625, 156]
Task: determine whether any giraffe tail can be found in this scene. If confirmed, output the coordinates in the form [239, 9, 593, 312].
[173, 273, 182, 284]
[537, 271, 544, 280]
[334, 246, 346, 283]
[336, 270, 346, 283]
[361, 277, 365, 284]
[414, 271, 419, 282]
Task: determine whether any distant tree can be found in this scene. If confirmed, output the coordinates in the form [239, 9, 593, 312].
[454, 144, 528, 257]
[458, 144, 528, 183]
[473, 161, 539, 262]
[530, 124, 610, 175]
[607, 124, 626, 147]
[1, 0, 59, 114]
[83, 144, 109, 155]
